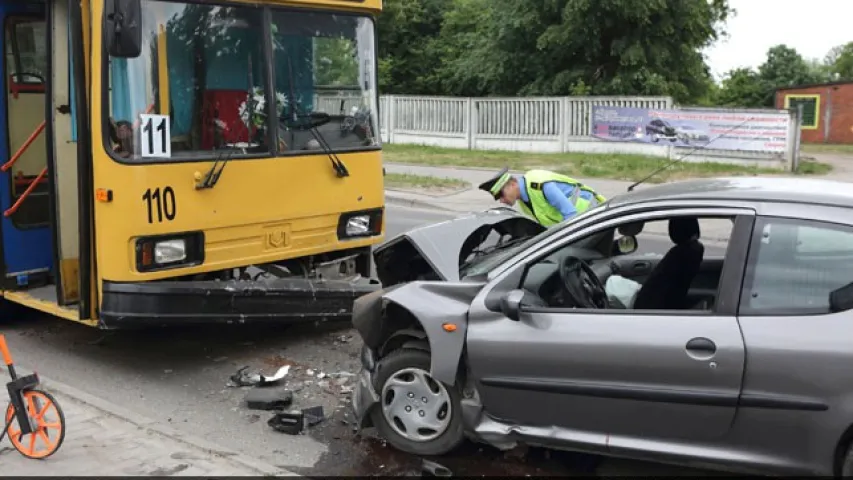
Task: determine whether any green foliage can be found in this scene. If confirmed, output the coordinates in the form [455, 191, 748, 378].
[710, 43, 841, 108]
[377, 0, 732, 103]
[715, 68, 768, 108]
[314, 37, 358, 87]
[376, 0, 853, 110]
[826, 42, 853, 80]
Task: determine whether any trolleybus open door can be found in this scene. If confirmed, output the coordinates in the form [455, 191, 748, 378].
[0, 1, 53, 291]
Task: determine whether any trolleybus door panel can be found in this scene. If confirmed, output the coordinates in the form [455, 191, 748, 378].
[48, 0, 80, 304]
[0, 4, 53, 286]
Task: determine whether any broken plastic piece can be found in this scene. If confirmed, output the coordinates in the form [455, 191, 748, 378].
[228, 365, 291, 388]
[302, 405, 325, 427]
[421, 459, 452, 477]
[245, 387, 293, 411]
[259, 365, 291, 386]
[268, 410, 304, 435]
[229, 366, 260, 387]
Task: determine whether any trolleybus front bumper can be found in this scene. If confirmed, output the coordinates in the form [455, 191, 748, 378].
[99, 277, 382, 329]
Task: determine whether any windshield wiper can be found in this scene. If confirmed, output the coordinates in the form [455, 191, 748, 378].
[283, 53, 348, 178]
[308, 120, 349, 178]
[196, 147, 234, 189]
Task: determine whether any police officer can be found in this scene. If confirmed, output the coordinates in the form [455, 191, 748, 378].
[478, 167, 606, 227]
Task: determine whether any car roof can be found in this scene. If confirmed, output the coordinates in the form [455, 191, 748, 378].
[608, 177, 853, 209]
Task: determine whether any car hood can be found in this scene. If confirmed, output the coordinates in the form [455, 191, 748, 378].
[373, 207, 545, 287]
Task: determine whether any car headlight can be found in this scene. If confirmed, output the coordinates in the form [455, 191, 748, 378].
[337, 208, 383, 239]
[136, 232, 204, 272]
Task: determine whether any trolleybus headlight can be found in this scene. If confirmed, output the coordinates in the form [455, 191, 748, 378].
[337, 208, 383, 239]
[154, 239, 187, 264]
[346, 216, 371, 236]
[136, 232, 205, 272]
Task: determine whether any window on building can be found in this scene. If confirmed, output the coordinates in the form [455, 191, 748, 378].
[784, 94, 820, 130]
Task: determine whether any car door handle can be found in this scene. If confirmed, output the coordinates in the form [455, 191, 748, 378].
[686, 337, 716, 353]
[632, 261, 650, 271]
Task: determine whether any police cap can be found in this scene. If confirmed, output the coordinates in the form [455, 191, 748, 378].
[478, 167, 511, 200]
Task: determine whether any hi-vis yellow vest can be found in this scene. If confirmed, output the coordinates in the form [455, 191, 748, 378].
[517, 170, 606, 227]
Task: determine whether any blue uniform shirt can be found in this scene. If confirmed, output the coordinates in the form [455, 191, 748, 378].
[516, 175, 594, 220]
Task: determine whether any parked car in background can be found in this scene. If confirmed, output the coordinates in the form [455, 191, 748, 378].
[351, 177, 853, 477]
[646, 118, 678, 142]
[676, 125, 711, 145]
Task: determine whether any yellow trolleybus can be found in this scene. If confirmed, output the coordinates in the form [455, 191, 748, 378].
[0, 0, 385, 328]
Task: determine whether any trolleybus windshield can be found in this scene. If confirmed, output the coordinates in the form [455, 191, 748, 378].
[103, 1, 379, 163]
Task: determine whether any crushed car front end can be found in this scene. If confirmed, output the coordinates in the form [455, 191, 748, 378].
[349, 208, 545, 430]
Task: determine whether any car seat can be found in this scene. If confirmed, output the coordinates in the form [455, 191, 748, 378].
[633, 217, 705, 310]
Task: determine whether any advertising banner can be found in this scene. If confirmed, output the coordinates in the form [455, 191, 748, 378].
[591, 106, 790, 153]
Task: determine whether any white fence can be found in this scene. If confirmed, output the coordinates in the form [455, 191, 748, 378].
[313, 94, 802, 171]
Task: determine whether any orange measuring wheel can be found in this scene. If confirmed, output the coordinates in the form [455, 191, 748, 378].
[4, 389, 65, 459]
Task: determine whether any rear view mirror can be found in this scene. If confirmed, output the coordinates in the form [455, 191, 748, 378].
[500, 289, 525, 321]
[104, 0, 142, 58]
[612, 235, 638, 256]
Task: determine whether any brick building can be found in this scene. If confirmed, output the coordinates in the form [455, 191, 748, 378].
[776, 80, 853, 144]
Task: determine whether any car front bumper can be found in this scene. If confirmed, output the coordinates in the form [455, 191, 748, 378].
[351, 345, 381, 430]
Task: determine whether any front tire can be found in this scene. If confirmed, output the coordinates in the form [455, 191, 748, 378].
[370, 348, 465, 456]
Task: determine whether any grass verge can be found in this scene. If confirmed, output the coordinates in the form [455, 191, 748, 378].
[801, 143, 853, 155]
[384, 172, 470, 191]
[383, 144, 832, 183]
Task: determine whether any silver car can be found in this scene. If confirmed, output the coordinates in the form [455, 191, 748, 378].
[351, 177, 853, 476]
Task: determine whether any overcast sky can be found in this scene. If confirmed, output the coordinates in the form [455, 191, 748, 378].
[703, 0, 853, 80]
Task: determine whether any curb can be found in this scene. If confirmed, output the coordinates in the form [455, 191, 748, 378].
[384, 191, 460, 213]
[28, 369, 299, 477]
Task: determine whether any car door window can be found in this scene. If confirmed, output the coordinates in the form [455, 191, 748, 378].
[740, 218, 853, 315]
[519, 214, 735, 312]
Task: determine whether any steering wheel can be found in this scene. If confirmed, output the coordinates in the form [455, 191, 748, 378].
[558, 256, 608, 309]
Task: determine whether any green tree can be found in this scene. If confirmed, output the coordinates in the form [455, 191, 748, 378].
[313, 37, 358, 87]
[757, 45, 820, 99]
[826, 42, 853, 80]
[436, 0, 732, 103]
[714, 68, 766, 107]
[376, 0, 451, 94]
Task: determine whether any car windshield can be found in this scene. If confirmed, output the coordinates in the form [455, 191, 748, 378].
[103, 1, 379, 162]
[461, 203, 608, 278]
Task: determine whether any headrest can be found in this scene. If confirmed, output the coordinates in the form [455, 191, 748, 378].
[669, 217, 700, 245]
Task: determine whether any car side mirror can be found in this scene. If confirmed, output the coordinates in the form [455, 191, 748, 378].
[104, 0, 142, 58]
[612, 235, 638, 256]
[500, 289, 525, 321]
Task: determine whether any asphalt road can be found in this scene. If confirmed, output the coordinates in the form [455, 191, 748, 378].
[1, 205, 725, 477]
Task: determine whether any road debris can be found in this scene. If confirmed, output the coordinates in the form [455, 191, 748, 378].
[268, 410, 304, 435]
[245, 386, 294, 411]
[422, 459, 452, 477]
[302, 405, 325, 427]
[227, 364, 291, 387]
[267, 406, 325, 435]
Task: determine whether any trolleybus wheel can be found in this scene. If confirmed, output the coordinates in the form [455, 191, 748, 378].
[5, 389, 65, 459]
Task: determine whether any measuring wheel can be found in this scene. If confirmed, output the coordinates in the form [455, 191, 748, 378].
[4, 389, 65, 459]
